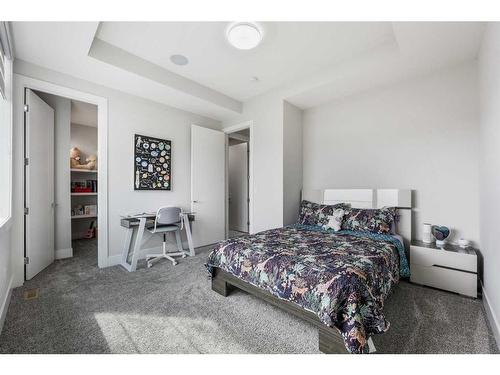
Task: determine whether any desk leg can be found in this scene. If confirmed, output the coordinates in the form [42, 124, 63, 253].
[121, 228, 134, 271]
[129, 217, 146, 272]
[183, 215, 195, 257]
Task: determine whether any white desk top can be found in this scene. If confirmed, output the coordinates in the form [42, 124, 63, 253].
[121, 211, 196, 219]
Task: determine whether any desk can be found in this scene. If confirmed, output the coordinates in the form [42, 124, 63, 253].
[120, 212, 195, 272]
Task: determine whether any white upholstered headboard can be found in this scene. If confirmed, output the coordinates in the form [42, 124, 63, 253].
[302, 189, 412, 250]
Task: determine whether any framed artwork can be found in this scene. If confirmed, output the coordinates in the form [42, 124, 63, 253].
[134, 134, 172, 190]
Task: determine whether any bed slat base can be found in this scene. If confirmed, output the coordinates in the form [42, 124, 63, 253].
[211, 267, 348, 354]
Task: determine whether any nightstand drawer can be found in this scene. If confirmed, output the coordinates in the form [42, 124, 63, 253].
[410, 246, 477, 273]
[410, 264, 477, 297]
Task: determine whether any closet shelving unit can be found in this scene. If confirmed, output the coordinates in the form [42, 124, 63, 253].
[70, 169, 98, 238]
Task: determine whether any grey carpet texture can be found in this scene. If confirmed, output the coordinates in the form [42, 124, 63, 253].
[0, 239, 498, 354]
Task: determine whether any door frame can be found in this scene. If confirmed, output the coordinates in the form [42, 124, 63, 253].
[13, 74, 108, 285]
[223, 121, 254, 236]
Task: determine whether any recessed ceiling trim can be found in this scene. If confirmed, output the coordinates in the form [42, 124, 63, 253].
[88, 37, 242, 114]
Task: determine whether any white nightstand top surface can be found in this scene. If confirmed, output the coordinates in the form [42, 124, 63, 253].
[411, 240, 477, 256]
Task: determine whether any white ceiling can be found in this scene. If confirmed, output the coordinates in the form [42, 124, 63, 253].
[11, 22, 240, 121]
[11, 22, 485, 121]
[71, 100, 97, 127]
[96, 22, 395, 101]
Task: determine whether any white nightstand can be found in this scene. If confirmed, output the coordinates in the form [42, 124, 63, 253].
[410, 240, 478, 298]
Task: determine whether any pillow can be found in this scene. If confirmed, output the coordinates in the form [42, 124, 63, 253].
[341, 207, 396, 234]
[322, 208, 345, 231]
[298, 200, 350, 227]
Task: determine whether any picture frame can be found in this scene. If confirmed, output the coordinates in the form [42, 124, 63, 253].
[134, 134, 172, 190]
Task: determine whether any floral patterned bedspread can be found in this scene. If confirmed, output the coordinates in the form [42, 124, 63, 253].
[206, 224, 410, 354]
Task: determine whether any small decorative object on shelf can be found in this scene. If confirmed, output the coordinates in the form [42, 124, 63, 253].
[431, 225, 450, 246]
[84, 205, 97, 216]
[83, 220, 97, 239]
[70, 147, 98, 170]
[458, 238, 470, 248]
[422, 223, 433, 243]
[72, 205, 85, 216]
[85, 154, 97, 170]
[70, 147, 85, 169]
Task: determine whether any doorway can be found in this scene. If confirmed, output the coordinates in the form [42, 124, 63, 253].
[223, 121, 254, 239]
[24, 89, 100, 279]
[16, 75, 108, 284]
[227, 129, 249, 238]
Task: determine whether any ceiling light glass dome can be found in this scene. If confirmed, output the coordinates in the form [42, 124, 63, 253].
[226, 22, 262, 50]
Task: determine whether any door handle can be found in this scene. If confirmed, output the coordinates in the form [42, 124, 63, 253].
[192, 200, 199, 203]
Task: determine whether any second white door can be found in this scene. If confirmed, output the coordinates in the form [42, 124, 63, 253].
[191, 125, 225, 247]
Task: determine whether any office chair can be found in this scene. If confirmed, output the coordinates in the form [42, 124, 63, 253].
[145, 206, 187, 267]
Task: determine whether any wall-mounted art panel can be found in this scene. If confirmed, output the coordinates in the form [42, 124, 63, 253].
[134, 134, 171, 190]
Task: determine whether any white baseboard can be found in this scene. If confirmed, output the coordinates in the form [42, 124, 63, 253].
[482, 286, 500, 348]
[107, 254, 122, 267]
[107, 246, 165, 268]
[55, 247, 73, 259]
[0, 275, 14, 335]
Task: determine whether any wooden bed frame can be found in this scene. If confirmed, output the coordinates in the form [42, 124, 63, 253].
[211, 188, 412, 354]
[211, 267, 348, 353]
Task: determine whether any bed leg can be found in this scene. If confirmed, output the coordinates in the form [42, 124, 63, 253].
[212, 274, 234, 297]
[318, 325, 347, 354]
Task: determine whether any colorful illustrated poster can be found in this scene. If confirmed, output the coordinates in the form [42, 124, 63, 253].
[134, 134, 172, 190]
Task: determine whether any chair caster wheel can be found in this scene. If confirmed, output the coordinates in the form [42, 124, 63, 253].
[147, 263, 152, 268]
[182, 254, 187, 258]
[173, 261, 178, 266]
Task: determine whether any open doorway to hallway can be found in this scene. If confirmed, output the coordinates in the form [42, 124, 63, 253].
[227, 128, 249, 239]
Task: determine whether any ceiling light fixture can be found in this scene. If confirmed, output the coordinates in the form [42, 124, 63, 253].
[226, 22, 262, 50]
[170, 54, 189, 66]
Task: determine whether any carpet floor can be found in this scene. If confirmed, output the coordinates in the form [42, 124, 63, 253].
[0, 239, 498, 354]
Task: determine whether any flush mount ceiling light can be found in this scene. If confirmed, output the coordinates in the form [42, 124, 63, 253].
[226, 22, 262, 50]
[170, 54, 189, 66]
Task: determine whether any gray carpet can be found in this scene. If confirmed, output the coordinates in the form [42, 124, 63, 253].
[0, 239, 498, 354]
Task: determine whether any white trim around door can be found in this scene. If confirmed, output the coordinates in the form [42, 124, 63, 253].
[223, 121, 254, 236]
[12, 74, 109, 287]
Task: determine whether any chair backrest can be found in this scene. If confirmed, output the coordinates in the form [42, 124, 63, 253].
[155, 206, 181, 225]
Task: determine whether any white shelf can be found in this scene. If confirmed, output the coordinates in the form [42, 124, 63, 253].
[71, 169, 98, 173]
[71, 192, 97, 196]
[71, 215, 97, 219]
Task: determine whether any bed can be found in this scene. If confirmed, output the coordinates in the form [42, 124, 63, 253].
[206, 189, 412, 354]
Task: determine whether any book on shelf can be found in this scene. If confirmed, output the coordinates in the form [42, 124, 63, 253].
[71, 179, 98, 193]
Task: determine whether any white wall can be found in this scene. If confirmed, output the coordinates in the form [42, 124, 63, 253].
[283, 101, 303, 225]
[0, 228, 12, 332]
[11, 60, 221, 286]
[71, 123, 97, 161]
[0, 58, 13, 333]
[0, 63, 12, 221]
[478, 23, 500, 345]
[37, 92, 72, 257]
[303, 63, 480, 245]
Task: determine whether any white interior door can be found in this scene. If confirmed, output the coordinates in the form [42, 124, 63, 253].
[228, 142, 249, 232]
[191, 125, 225, 247]
[25, 89, 55, 280]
